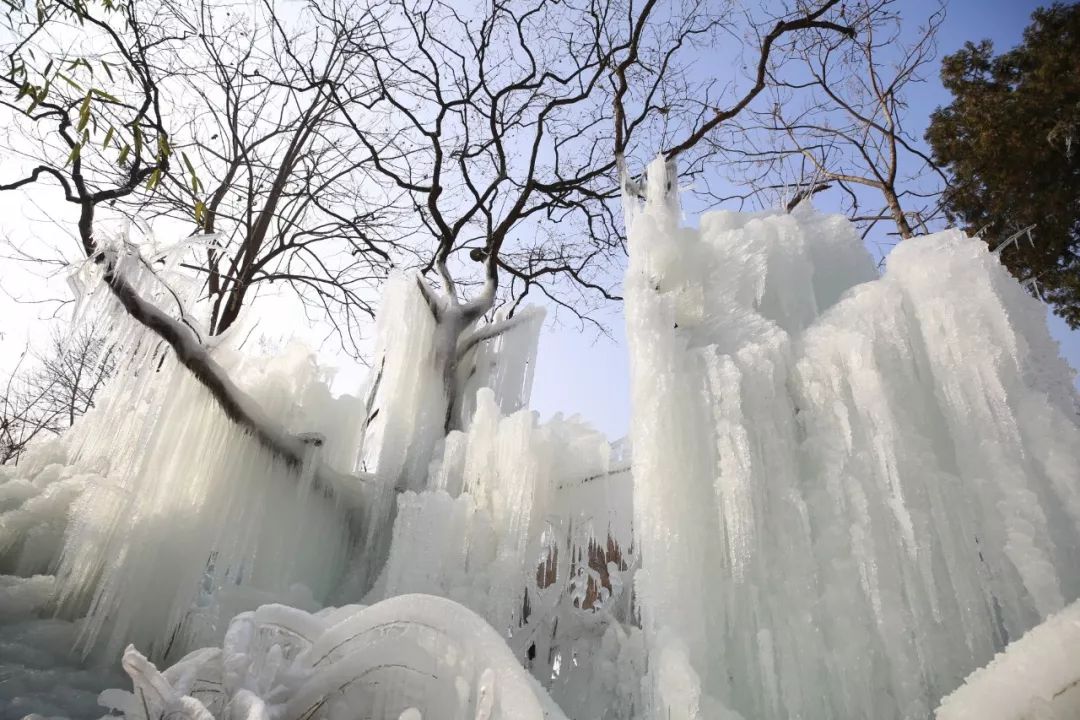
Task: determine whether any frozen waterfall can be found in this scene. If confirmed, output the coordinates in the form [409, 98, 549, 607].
[2, 160, 1080, 718]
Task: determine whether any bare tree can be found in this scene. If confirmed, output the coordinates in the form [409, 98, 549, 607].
[1, 329, 116, 464]
[131, 0, 400, 356]
[320, 0, 853, 430]
[708, 0, 947, 242]
[33, 328, 117, 428]
[0, 0, 332, 480]
[1, 348, 54, 465]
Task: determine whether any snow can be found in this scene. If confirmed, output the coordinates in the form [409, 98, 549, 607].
[936, 597, 1080, 720]
[2, 159, 1080, 718]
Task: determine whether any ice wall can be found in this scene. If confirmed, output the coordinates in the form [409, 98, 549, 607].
[625, 158, 1080, 719]
[6, 171, 1080, 718]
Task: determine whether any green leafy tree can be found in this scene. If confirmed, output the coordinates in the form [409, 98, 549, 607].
[926, 3, 1080, 326]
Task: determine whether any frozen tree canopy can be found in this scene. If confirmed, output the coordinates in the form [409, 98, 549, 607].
[3, 159, 1080, 719]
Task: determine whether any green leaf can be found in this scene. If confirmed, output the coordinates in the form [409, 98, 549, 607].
[194, 200, 206, 225]
[146, 167, 161, 190]
[77, 93, 91, 132]
[57, 73, 82, 91]
[100, 60, 114, 83]
[91, 88, 119, 103]
[118, 142, 130, 166]
[103, 126, 114, 149]
[66, 142, 81, 166]
[26, 84, 45, 114]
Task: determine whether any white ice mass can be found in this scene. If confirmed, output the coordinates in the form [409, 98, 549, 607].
[2, 159, 1080, 719]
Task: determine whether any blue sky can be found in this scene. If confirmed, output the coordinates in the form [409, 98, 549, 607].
[528, 0, 1080, 439]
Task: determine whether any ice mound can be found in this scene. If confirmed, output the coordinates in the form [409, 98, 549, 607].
[99, 594, 568, 720]
[0, 575, 126, 720]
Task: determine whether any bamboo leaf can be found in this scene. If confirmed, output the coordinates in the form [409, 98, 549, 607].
[57, 73, 82, 91]
[77, 92, 92, 133]
[26, 86, 44, 114]
[91, 88, 119, 103]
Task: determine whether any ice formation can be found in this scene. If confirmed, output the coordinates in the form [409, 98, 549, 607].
[936, 597, 1080, 720]
[2, 159, 1080, 718]
[99, 595, 568, 720]
[625, 159, 1080, 719]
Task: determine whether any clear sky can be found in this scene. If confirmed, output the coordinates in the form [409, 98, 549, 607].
[527, 0, 1080, 440]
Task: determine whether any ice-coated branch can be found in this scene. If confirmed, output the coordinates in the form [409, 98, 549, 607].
[455, 307, 541, 361]
[460, 251, 499, 325]
[786, 182, 833, 212]
[97, 251, 370, 506]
